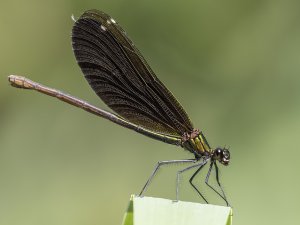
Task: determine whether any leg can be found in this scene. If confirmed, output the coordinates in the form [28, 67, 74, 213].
[189, 159, 209, 203]
[214, 162, 230, 206]
[176, 159, 207, 201]
[205, 162, 230, 206]
[139, 159, 196, 197]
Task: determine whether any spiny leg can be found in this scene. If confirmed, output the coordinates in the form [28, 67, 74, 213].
[139, 159, 196, 197]
[189, 159, 208, 203]
[176, 159, 207, 201]
[205, 161, 230, 206]
[214, 162, 230, 206]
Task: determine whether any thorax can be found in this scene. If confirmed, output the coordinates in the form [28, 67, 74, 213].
[181, 129, 212, 158]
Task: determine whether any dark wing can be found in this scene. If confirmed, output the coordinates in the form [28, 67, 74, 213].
[71, 9, 193, 136]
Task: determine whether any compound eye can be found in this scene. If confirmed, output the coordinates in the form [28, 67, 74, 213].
[223, 150, 229, 158]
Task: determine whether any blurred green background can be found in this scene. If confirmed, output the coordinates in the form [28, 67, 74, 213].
[1, 0, 300, 224]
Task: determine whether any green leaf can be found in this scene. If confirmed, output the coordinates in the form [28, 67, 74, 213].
[122, 195, 232, 225]
[122, 195, 134, 225]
